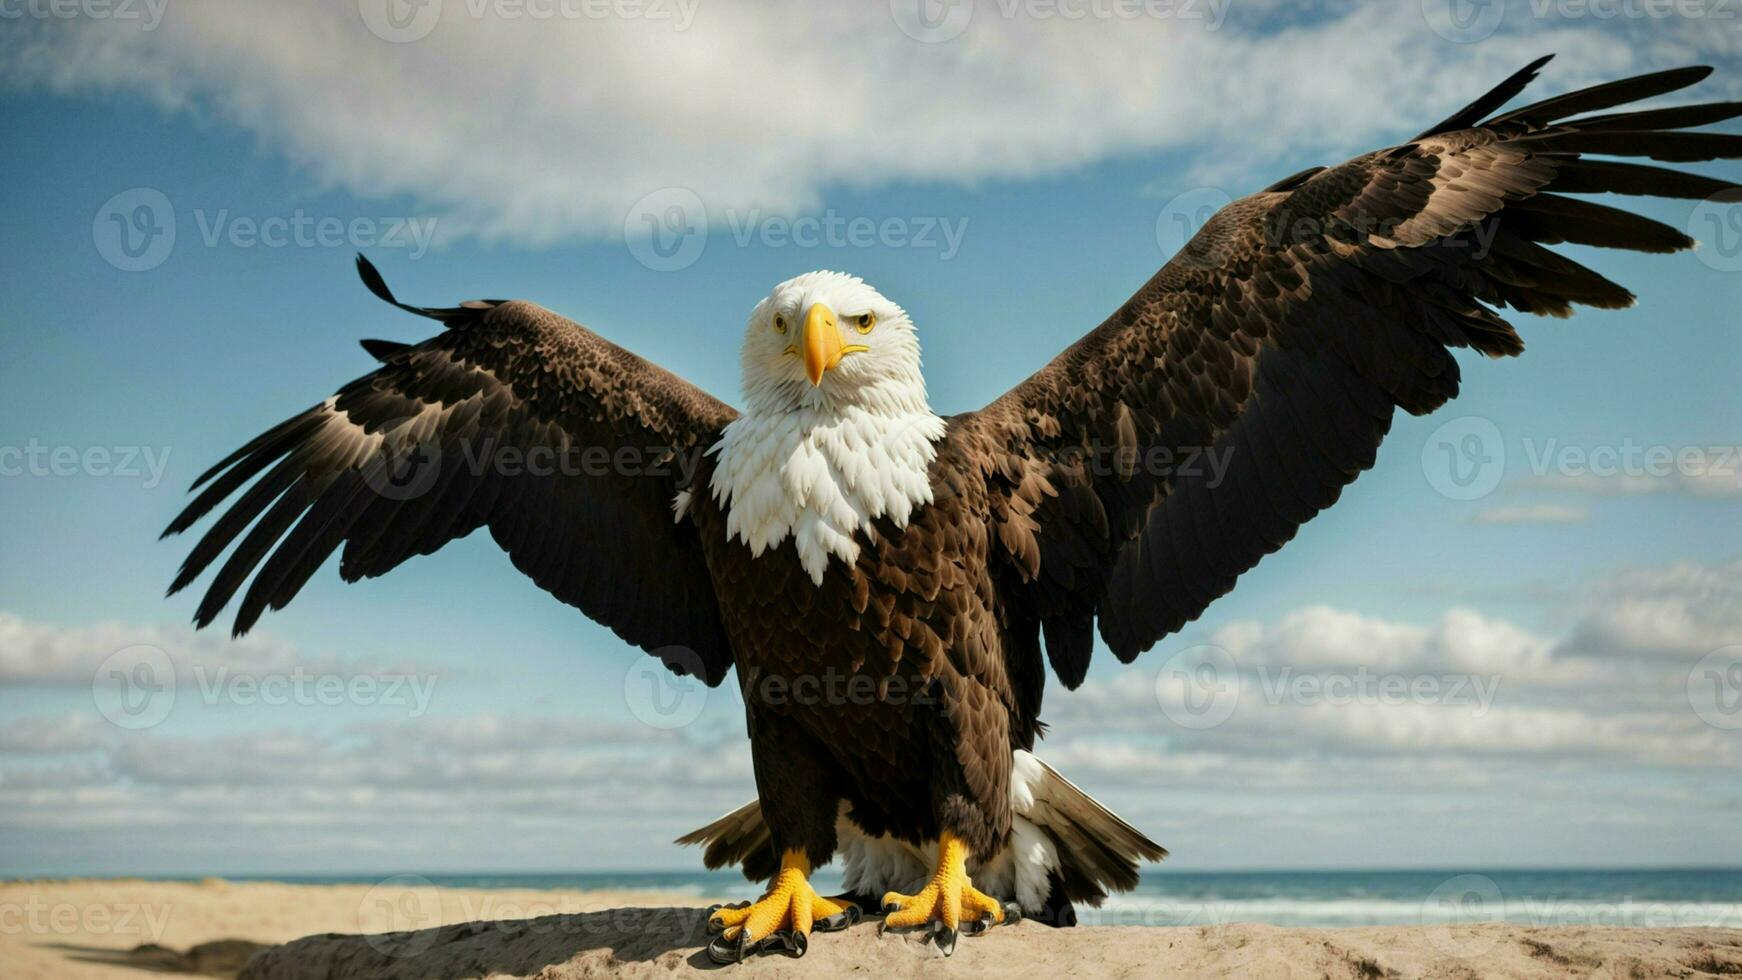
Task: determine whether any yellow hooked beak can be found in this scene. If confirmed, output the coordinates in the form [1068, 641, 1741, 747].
[800, 303, 868, 386]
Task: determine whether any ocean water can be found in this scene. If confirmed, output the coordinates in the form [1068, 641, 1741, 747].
[177, 868, 1742, 929]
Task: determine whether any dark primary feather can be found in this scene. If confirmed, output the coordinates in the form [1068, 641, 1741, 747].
[969, 58, 1740, 674]
[359, 338, 409, 361]
[165, 256, 741, 684]
[1414, 53, 1555, 138]
[1490, 65, 1713, 126]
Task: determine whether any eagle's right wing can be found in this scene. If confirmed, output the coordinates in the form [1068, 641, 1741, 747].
[164, 256, 740, 684]
[966, 57, 1741, 687]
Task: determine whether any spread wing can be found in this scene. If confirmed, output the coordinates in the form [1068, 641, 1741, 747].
[164, 256, 740, 684]
[968, 56, 1741, 685]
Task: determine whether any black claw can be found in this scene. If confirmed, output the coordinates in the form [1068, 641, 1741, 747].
[738, 930, 808, 960]
[882, 900, 902, 914]
[817, 904, 861, 932]
[708, 927, 819, 964]
[1003, 901, 1024, 925]
[704, 901, 747, 936]
[935, 925, 958, 956]
[706, 931, 743, 965]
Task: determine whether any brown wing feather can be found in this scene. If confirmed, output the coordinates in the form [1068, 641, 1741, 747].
[970, 57, 1741, 678]
[164, 256, 739, 684]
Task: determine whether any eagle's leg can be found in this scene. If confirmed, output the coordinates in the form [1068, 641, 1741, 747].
[879, 830, 1013, 955]
[707, 714, 858, 962]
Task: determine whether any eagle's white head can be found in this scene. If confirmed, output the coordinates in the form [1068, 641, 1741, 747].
[706, 271, 947, 583]
[738, 270, 930, 416]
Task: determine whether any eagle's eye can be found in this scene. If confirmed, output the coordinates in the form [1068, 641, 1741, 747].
[773, 313, 788, 334]
[854, 312, 876, 334]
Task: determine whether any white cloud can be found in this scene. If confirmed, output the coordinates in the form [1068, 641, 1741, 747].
[0, 611, 438, 686]
[1521, 470, 1742, 500]
[0, 1, 1680, 244]
[0, 612, 299, 685]
[1473, 503, 1590, 524]
[0, 713, 107, 754]
[1509, 447, 1742, 500]
[1047, 557, 1741, 773]
[0, 711, 759, 880]
[1208, 604, 1559, 677]
[3, 558, 1738, 871]
[1558, 559, 1742, 661]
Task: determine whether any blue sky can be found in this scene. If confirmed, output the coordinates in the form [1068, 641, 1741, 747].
[1, 1, 1739, 876]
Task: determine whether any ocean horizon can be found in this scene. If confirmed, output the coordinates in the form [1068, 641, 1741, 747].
[32, 868, 1741, 931]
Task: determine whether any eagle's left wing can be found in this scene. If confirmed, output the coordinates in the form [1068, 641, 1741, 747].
[963, 56, 1741, 687]
[163, 257, 740, 684]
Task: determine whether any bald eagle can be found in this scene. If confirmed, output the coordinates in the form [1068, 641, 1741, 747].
[166, 57, 1739, 960]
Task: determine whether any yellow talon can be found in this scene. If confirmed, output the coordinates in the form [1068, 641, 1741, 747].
[880, 831, 1006, 945]
[707, 850, 854, 954]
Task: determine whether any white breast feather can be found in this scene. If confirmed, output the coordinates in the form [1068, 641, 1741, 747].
[708, 406, 946, 583]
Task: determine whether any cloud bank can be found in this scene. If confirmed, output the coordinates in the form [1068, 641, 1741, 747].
[9, 0, 1735, 244]
[2, 558, 1736, 871]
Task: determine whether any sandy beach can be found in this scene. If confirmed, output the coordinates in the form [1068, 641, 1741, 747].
[4, 878, 1740, 979]
[0, 878, 715, 979]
